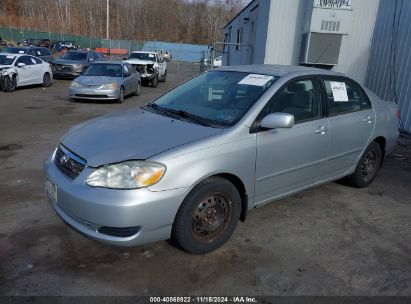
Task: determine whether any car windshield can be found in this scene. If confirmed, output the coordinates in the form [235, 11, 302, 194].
[61, 52, 87, 61]
[3, 47, 26, 54]
[148, 71, 277, 127]
[0, 54, 16, 65]
[83, 64, 122, 77]
[129, 53, 156, 61]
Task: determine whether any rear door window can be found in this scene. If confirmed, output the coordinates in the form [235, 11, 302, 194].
[323, 79, 371, 116]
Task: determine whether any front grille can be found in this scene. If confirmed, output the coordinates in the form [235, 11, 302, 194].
[98, 226, 141, 238]
[132, 64, 147, 74]
[53, 64, 72, 72]
[75, 94, 109, 98]
[54, 145, 86, 180]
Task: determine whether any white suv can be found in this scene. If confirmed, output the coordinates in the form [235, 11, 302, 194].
[124, 51, 166, 87]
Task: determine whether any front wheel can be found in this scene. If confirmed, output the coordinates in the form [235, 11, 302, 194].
[151, 76, 158, 88]
[345, 141, 382, 188]
[117, 87, 125, 103]
[4, 75, 17, 92]
[134, 82, 141, 96]
[160, 70, 167, 82]
[171, 177, 241, 254]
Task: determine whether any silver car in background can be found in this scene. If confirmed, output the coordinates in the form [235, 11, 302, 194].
[69, 61, 141, 103]
[45, 65, 399, 254]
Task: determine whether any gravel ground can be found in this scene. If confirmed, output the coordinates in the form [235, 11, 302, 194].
[0, 62, 410, 296]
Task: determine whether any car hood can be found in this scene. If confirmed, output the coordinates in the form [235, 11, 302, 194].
[52, 58, 86, 65]
[75, 75, 120, 85]
[61, 108, 222, 167]
[0, 65, 13, 70]
[124, 59, 155, 65]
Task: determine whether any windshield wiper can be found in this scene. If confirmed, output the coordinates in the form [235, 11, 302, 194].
[165, 108, 213, 127]
[144, 103, 176, 119]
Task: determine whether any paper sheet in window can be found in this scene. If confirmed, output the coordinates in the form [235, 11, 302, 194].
[330, 81, 349, 102]
[238, 74, 273, 86]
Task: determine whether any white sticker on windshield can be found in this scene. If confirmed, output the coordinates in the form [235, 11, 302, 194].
[149, 54, 155, 58]
[18, 50, 25, 54]
[330, 81, 349, 102]
[6, 55, 15, 59]
[238, 74, 274, 86]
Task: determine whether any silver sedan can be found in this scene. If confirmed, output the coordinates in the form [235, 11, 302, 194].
[45, 65, 399, 254]
[69, 61, 141, 103]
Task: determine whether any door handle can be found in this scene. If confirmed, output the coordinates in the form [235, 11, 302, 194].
[363, 115, 373, 123]
[315, 125, 328, 134]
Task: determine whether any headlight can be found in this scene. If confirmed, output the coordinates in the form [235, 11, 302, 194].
[72, 64, 83, 71]
[100, 83, 118, 89]
[85, 161, 166, 189]
[70, 81, 80, 88]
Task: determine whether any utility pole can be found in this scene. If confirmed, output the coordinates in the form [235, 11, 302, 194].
[106, 0, 110, 40]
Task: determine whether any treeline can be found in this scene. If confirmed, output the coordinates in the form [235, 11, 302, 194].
[0, 0, 244, 44]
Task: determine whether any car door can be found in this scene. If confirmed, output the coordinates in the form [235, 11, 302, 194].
[254, 77, 330, 204]
[15, 56, 35, 85]
[321, 77, 375, 178]
[122, 64, 133, 94]
[126, 63, 138, 91]
[31, 56, 46, 83]
[157, 54, 166, 77]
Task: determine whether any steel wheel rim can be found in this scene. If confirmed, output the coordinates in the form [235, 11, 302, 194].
[361, 149, 378, 182]
[191, 193, 232, 243]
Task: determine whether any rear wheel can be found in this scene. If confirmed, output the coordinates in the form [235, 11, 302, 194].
[117, 87, 125, 103]
[4, 75, 17, 92]
[171, 177, 241, 254]
[345, 141, 382, 188]
[43, 73, 52, 87]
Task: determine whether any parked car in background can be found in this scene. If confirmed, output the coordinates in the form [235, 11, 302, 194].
[124, 51, 166, 87]
[44, 65, 399, 254]
[1, 46, 53, 63]
[213, 56, 222, 67]
[69, 61, 141, 103]
[0, 53, 52, 92]
[51, 50, 104, 79]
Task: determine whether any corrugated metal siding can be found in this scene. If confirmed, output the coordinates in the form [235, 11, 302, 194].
[365, 0, 411, 133]
[332, 0, 380, 84]
[264, 0, 310, 65]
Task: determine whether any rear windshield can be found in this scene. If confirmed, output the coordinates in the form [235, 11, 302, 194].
[61, 52, 87, 61]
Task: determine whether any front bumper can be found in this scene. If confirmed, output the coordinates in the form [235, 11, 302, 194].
[69, 87, 120, 100]
[44, 153, 189, 246]
[53, 70, 81, 78]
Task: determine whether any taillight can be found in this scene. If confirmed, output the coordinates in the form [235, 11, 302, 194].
[397, 110, 401, 120]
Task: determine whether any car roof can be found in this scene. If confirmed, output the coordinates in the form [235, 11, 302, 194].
[90, 61, 122, 65]
[216, 64, 345, 77]
[131, 51, 157, 55]
[0, 53, 26, 58]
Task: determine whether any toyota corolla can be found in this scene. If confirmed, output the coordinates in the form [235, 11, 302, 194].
[44, 65, 399, 254]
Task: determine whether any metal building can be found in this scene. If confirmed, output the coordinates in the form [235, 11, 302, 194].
[223, 0, 410, 133]
[365, 0, 411, 133]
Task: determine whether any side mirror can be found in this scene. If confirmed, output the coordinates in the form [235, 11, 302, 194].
[260, 113, 294, 129]
[123, 72, 131, 78]
[17, 63, 26, 67]
[123, 57, 128, 60]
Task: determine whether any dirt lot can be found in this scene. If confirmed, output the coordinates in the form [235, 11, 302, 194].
[0, 62, 410, 296]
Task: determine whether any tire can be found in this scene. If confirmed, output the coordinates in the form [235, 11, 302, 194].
[151, 76, 158, 88]
[4, 75, 17, 92]
[160, 70, 167, 82]
[171, 176, 241, 254]
[134, 82, 141, 96]
[345, 141, 382, 188]
[117, 87, 125, 103]
[43, 73, 52, 87]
